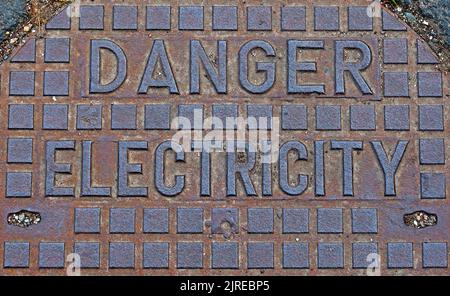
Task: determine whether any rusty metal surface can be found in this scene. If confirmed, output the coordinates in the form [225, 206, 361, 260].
[0, 0, 448, 276]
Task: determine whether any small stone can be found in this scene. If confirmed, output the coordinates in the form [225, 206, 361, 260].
[404, 12, 416, 23]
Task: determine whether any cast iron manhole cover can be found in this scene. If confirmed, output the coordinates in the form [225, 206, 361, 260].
[0, 0, 448, 275]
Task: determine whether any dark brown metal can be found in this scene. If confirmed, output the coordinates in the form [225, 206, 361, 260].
[0, 0, 448, 276]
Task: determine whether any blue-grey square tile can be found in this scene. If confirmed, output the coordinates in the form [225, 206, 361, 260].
[143, 242, 169, 269]
[382, 10, 406, 31]
[178, 104, 203, 130]
[8, 104, 34, 129]
[318, 242, 344, 269]
[314, 6, 339, 31]
[143, 208, 169, 233]
[4, 242, 29, 268]
[39, 242, 65, 268]
[315, 105, 341, 130]
[422, 242, 448, 268]
[46, 6, 71, 30]
[74, 242, 100, 268]
[109, 242, 135, 268]
[281, 6, 306, 31]
[419, 138, 445, 165]
[282, 105, 307, 130]
[9, 71, 35, 96]
[351, 208, 378, 233]
[43, 104, 68, 130]
[247, 208, 273, 233]
[213, 6, 237, 30]
[79, 5, 104, 30]
[11, 38, 36, 63]
[177, 242, 203, 269]
[420, 173, 446, 199]
[113, 6, 138, 30]
[282, 208, 309, 233]
[145, 104, 171, 130]
[383, 38, 408, 64]
[146, 6, 171, 30]
[384, 72, 409, 97]
[348, 6, 373, 31]
[212, 242, 239, 269]
[247, 6, 272, 31]
[44, 38, 70, 63]
[419, 105, 444, 131]
[179, 6, 204, 30]
[283, 242, 309, 269]
[44, 71, 69, 96]
[110, 208, 136, 234]
[417, 40, 438, 64]
[212, 104, 238, 129]
[6, 172, 32, 197]
[350, 105, 376, 130]
[7, 138, 33, 163]
[384, 105, 410, 131]
[317, 208, 343, 233]
[74, 208, 101, 233]
[247, 242, 274, 269]
[111, 104, 137, 130]
[247, 105, 272, 130]
[211, 208, 239, 234]
[77, 105, 102, 130]
[352, 242, 378, 269]
[177, 208, 203, 233]
[387, 242, 413, 268]
[417, 72, 443, 97]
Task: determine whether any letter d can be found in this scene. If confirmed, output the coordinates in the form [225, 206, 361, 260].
[90, 39, 127, 93]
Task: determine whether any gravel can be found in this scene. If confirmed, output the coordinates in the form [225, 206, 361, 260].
[418, 0, 450, 46]
[0, 0, 28, 43]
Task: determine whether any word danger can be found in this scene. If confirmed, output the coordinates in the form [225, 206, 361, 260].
[44, 140, 408, 198]
[89, 38, 375, 95]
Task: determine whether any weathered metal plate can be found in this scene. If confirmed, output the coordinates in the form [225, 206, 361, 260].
[0, 0, 448, 276]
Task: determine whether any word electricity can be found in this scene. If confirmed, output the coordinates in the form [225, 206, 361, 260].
[44, 139, 408, 198]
